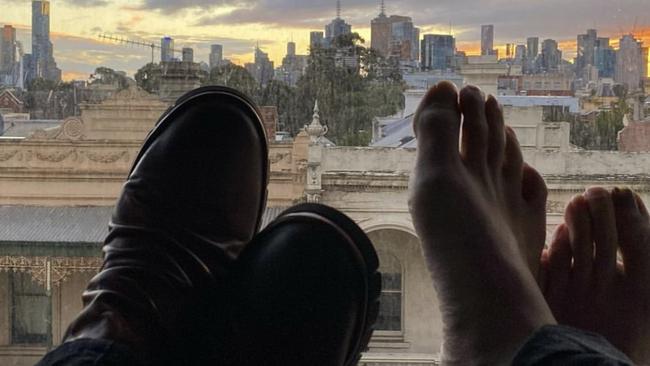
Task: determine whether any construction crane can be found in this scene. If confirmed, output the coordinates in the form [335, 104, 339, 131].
[98, 34, 181, 64]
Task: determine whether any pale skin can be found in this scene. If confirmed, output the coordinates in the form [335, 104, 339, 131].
[409, 81, 650, 365]
[408, 81, 556, 365]
[543, 187, 650, 364]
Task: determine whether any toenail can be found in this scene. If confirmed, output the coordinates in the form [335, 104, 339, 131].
[584, 187, 609, 199]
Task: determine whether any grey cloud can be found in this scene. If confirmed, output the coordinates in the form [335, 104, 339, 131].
[137, 0, 254, 12]
[191, 0, 649, 45]
[64, 0, 110, 7]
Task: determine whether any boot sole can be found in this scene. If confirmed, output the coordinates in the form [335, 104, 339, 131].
[276, 203, 381, 366]
[130, 86, 270, 234]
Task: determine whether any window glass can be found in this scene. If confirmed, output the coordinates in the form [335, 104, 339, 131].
[376, 252, 402, 332]
[11, 272, 48, 345]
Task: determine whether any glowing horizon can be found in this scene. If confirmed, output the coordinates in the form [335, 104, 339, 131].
[0, 0, 648, 82]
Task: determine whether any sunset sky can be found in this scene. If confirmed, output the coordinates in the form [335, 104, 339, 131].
[1, 0, 649, 81]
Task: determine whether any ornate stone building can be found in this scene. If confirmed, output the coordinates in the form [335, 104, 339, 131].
[1, 86, 650, 365]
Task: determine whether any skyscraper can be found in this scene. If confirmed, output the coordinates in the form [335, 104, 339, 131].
[0, 25, 16, 74]
[209, 44, 223, 69]
[161, 37, 174, 62]
[481, 25, 495, 56]
[514, 45, 526, 64]
[287, 41, 296, 57]
[615, 34, 645, 92]
[421, 34, 455, 71]
[390, 16, 419, 63]
[594, 37, 615, 78]
[31, 1, 61, 81]
[278, 42, 308, 86]
[182, 48, 193, 63]
[370, 1, 391, 56]
[540, 39, 562, 73]
[370, 2, 419, 63]
[526, 37, 539, 59]
[310, 31, 324, 49]
[250, 47, 274, 87]
[325, 1, 352, 46]
[576, 29, 597, 76]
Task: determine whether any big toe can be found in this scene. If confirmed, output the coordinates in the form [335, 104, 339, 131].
[413, 81, 461, 166]
[612, 188, 650, 281]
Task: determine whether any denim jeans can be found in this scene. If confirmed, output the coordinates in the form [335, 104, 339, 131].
[38, 325, 634, 366]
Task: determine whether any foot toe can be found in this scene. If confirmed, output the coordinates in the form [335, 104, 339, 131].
[459, 86, 488, 172]
[502, 126, 524, 189]
[565, 195, 594, 290]
[612, 188, 650, 279]
[545, 224, 572, 316]
[584, 187, 618, 287]
[485, 96, 506, 172]
[413, 81, 461, 166]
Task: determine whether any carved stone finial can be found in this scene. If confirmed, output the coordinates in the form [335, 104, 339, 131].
[304, 100, 328, 143]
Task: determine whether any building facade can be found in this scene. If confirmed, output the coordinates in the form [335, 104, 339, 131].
[31, 1, 61, 82]
[160, 37, 174, 62]
[2, 86, 650, 365]
[421, 35, 455, 71]
[209, 44, 223, 70]
[481, 25, 495, 56]
[616, 34, 645, 92]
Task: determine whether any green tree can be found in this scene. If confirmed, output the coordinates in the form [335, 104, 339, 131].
[258, 80, 299, 133]
[135, 63, 162, 94]
[203, 63, 259, 99]
[570, 98, 629, 150]
[90, 67, 129, 90]
[295, 32, 404, 145]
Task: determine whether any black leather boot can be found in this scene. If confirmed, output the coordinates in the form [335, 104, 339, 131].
[62, 86, 269, 364]
[226, 203, 381, 366]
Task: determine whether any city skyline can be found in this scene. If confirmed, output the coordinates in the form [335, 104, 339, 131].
[1, 0, 649, 80]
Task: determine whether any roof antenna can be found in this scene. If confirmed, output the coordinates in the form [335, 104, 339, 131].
[336, 0, 341, 19]
[380, 0, 385, 16]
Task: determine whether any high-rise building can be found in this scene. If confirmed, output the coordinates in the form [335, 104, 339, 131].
[1, 25, 17, 74]
[576, 29, 598, 76]
[287, 42, 296, 57]
[390, 16, 419, 63]
[615, 34, 645, 92]
[31, 1, 61, 82]
[249, 47, 274, 87]
[22, 53, 35, 85]
[182, 47, 193, 63]
[161, 37, 174, 62]
[370, 2, 419, 64]
[481, 25, 495, 56]
[594, 37, 615, 78]
[421, 34, 455, 71]
[309, 31, 324, 49]
[277, 41, 308, 86]
[539, 39, 562, 73]
[209, 44, 223, 69]
[370, 2, 391, 57]
[526, 37, 539, 59]
[514, 45, 526, 64]
[324, 1, 352, 46]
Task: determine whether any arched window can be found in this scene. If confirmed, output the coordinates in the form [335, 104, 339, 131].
[375, 251, 403, 333]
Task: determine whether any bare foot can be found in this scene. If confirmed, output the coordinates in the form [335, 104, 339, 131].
[544, 187, 650, 364]
[408, 82, 555, 365]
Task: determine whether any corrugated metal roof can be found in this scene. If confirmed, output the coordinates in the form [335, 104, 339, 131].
[372, 115, 416, 148]
[0, 206, 287, 244]
[0, 206, 113, 243]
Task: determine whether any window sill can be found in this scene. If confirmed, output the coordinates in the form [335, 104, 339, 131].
[0, 345, 48, 357]
[368, 336, 410, 349]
